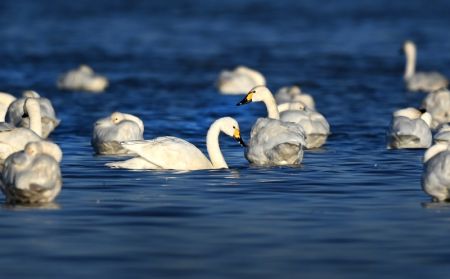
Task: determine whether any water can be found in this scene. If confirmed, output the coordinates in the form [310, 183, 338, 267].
[1, 0, 450, 278]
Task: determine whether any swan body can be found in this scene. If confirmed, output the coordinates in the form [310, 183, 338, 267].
[387, 107, 432, 149]
[0, 98, 43, 162]
[6, 91, 59, 138]
[106, 117, 245, 170]
[421, 88, 450, 129]
[402, 41, 448, 92]
[57, 65, 108, 93]
[279, 102, 330, 149]
[237, 86, 307, 165]
[0, 92, 16, 121]
[1, 141, 62, 204]
[434, 123, 450, 143]
[422, 143, 450, 201]
[92, 112, 144, 155]
[275, 85, 316, 110]
[217, 66, 266, 95]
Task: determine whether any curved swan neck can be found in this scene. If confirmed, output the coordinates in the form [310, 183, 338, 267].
[261, 90, 280, 119]
[206, 121, 228, 169]
[404, 45, 416, 79]
[26, 99, 42, 137]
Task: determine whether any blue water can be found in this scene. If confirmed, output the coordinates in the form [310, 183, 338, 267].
[1, 0, 450, 278]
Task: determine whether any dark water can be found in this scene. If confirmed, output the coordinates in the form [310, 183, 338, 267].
[1, 0, 450, 278]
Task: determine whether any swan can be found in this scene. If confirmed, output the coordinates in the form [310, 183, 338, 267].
[1, 141, 62, 204]
[0, 98, 43, 162]
[6, 91, 60, 138]
[402, 40, 448, 92]
[421, 88, 450, 129]
[217, 66, 266, 95]
[0, 92, 16, 121]
[105, 117, 246, 170]
[434, 123, 450, 143]
[278, 102, 330, 149]
[237, 86, 307, 165]
[92, 112, 144, 155]
[57, 65, 108, 93]
[387, 107, 432, 149]
[422, 143, 450, 202]
[275, 85, 316, 110]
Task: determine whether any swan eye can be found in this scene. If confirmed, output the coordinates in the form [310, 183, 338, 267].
[233, 126, 236, 129]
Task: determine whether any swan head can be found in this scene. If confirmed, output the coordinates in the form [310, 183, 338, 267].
[217, 117, 246, 147]
[25, 141, 63, 162]
[402, 40, 416, 56]
[236, 85, 272, 106]
[79, 64, 94, 74]
[110, 112, 125, 125]
[22, 90, 40, 98]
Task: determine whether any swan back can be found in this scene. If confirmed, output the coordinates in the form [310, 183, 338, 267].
[0, 92, 16, 122]
[275, 86, 316, 110]
[387, 114, 432, 149]
[422, 89, 450, 129]
[57, 65, 108, 93]
[422, 144, 450, 201]
[217, 66, 266, 95]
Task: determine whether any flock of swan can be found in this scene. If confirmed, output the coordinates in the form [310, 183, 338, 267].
[0, 40, 449, 205]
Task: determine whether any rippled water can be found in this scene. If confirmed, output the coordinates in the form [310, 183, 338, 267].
[1, 0, 450, 278]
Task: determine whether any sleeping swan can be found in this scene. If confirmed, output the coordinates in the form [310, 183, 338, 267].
[0, 98, 43, 162]
[421, 88, 450, 129]
[434, 123, 450, 143]
[217, 66, 266, 95]
[402, 40, 448, 92]
[386, 107, 432, 149]
[92, 112, 144, 155]
[57, 65, 108, 93]
[0, 92, 16, 122]
[106, 117, 245, 170]
[275, 85, 316, 110]
[237, 86, 307, 165]
[422, 143, 450, 202]
[6, 91, 60, 138]
[0, 141, 62, 204]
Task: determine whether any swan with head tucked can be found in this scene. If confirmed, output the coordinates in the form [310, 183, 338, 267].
[275, 85, 316, 110]
[106, 117, 245, 170]
[402, 40, 448, 92]
[217, 66, 266, 95]
[277, 101, 330, 149]
[387, 107, 432, 149]
[6, 91, 59, 138]
[0, 98, 43, 162]
[237, 86, 307, 165]
[0, 92, 16, 122]
[422, 142, 450, 202]
[1, 141, 62, 204]
[57, 65, 108, 93]
[92, 112, 144, 155]
[421, 88, 450, 129]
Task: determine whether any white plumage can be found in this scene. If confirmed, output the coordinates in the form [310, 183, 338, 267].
[421, 88, 450, 129]
[387, 107, 432, 149]
[275, 85, 316, 110]
[57, 65, 108, 93]
[422, 143, 450, 202]
[434, 123, 450, 143]
[217, 66, 266, 95]
[92, 112, 144, 155]
[0, 92, 16, 122]
[1, 141, 62, 204]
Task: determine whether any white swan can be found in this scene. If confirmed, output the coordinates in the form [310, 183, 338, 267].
[0, 98, 43, 162]
[92, 112, 144, 155]
[402, 40, 448, 92]
[387, 107, 432, 149]
[57, 65, 108, 93]
[421, 88, 450, 129]
[422, 142, 450, 202]
[275, 85, 316, 110]
[434, 123, 450, 143]
[237, 86, 307, 165]
[106, 117, 245, 170]
[1, 141, 62, 204]
[6, 91, 60, 138]
[0, 92, 16, 122]
[217, 66, 266, 95]
[278, 102, 330, 149]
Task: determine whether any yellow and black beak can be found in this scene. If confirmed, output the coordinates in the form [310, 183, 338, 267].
[233, 128, 246, 147]
[236, 91, 254, 106]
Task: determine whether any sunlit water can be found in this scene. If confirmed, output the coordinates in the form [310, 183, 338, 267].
[1, 0, 450, 278]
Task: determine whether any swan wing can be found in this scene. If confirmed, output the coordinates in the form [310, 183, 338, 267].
[121, 137, 212, 170]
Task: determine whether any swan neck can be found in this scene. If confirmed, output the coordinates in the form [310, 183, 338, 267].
[206, 122, 228, 169]
[405, 47, 416, 79]
[27, 100, 42, 137]
[262, 92, 280, 119]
